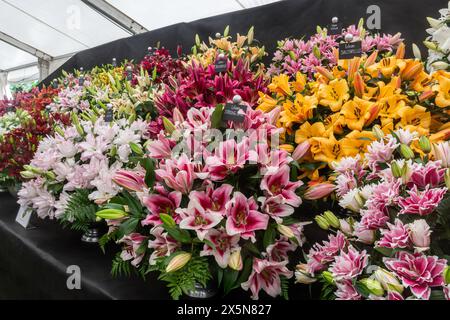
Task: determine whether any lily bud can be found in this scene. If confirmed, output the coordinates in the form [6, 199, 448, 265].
[172, 108, 184, 124]
[44, 171, 56, 180]
[313, 46, 321, 59]
[400, 144, 415, 159]
[129, 142, 144, 156]
[443, 266, 450, 285]
[315, 215, 330, 230]
[339, 218, 353, 235]
[315, 66, 334, 80]
[304, 183, 335, 200]
[412, 43, 422, 60]
[23, 165, 43, 175]
[419, 136, 431, 153]
[423, 40, 438, 51]
[364, 50, 378, 68]
[353, 72, 364, 97]
[321, 271, 334, 284]
[20, 170, 37, 179]
[54, 126, 65, 137]
[359, 278, 384, 296]
[323, 210, 340, 229]
[96, 208, 128, 220]
[295, 264, 316, 284]
[373, 268, 404, 293]
[391, 161, 402, 178]
[162, 117, 176, 134]
[395, 42, 405, 59]
[292, 140, 310, 161]
[166, 252, 192, 273]
[277, 224, 295, 238]
[419, 90, 435, 102]
[431, 61, 450, 70]
[401, 62, 423, 80]
[372, 125, 384, 140]
[288, 51, 297, 60]
[228, 249, 243, 271]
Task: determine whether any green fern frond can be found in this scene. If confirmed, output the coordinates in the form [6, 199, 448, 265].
[60, 189, 98, 231]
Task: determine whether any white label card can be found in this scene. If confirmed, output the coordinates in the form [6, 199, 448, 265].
[15, 205, 33, 229]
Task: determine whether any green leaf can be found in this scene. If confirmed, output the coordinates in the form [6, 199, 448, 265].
[231, 257, 253, 291]
[217, 268, 224, 287]
[211, 104, 224, 129]
[263, 223, 276, 249]
[375, 246, 393, 257]
[117, 217, 139, 239]
[141, 157, 156, 189]
[152, 66, 157, 81]
[243, 242, 262, 258]
[121, 190, 143, 218]
[160, 213, 176, 228]
[355, 281, 371, 298]
[223, 268, 239, 295]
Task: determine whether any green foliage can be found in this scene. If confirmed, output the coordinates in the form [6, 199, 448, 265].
[111, 252, 132, 278]
[60, 189, 98, 232]
[211, 104, 224, 129]
[157, 255, 212, 300]
[436, 195, 450, 226]
[280, 276, 290, 300]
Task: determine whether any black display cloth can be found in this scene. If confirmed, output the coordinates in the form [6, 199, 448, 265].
[0, 192, 320, 300]
[43, 0, 448, 85]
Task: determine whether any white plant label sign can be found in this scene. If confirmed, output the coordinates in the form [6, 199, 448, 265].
[15, 205, 33, 229]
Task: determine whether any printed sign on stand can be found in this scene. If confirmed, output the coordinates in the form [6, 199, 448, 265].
[339, 41, 362, 59]
[222, 103, 247, 123]
[15, 205, 33, 229]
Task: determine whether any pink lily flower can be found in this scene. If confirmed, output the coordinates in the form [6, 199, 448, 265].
[258, 195, 294, 223]
[118, 233, 147, 267]
[376, 219, 410, 249]
[178, 197, 223, 240]
[200, 228, 240, 268]
[141, 190, 182, 226]
[112, 170, 146, 192]
[330, 246, 369, 281]
[155, 154, 195, 194]
[241, 258, 293, 300]
[384, 251, 447, 300]
[306, 231, 347, 275]
[189, 184, 233, 216]
[266, 238, 297, 262]
[148, 227, 179, 265]
[147, 133, 175, 159]
[398, 185, 447, 216]
[225, 192, 269, 242]
[205, 138, 249, 181]
[260, 165, 303, 207]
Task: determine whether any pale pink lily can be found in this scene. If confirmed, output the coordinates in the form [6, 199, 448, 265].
[330, 246, 369, 281]
[258, 195, 294, 223]
[376, 219, 410, 249]
[398, 185, 447, 216]
[225, 192, 269, 242]
[266, 238, 296, 262]
[241, 258, 293, 300]
[118, 233, 147, 267]
[147, 133, 175, 159]
[200, 228, 240, 268]
[260, 165, 303, 207]
[306, 231, 347, 275]
[148, 227, 179, 265]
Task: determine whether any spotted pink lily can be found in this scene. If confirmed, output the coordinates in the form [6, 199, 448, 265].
[155, 154, 195, 194]
[200, 228, 240, 268]
[178, 197, 223, 240]
[205, 138, 249, 181]
[189, 184, 233, 216]
[258, 195, 294, 223]
[225, 192, 269, 242]
[260, 165, 303, 207]
[141, 190, 182, 226]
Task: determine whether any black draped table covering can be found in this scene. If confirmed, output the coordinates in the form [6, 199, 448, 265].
[0, 192, 318, 300]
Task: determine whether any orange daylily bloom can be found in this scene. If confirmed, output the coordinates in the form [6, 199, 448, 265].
[268, 74, 292, 97]
[310, 134, 343, 165]
[279, 94, 317, 130]
[340, 98, 379, 131]
[396, 105, 431, 135]
[432, 73, 450, 108]
[340, 130, 376, 157]
[257, 92, 279, 113]
[295, 122, 327, 144]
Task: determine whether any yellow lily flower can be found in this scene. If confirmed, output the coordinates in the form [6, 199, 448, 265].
[318, 78, 350, 112]
[213, 38, 232, 51]
[295, 122, 327, 144]
[257, 92, 278, 113]
[268, 74, 292, 97]
[367, 57, 397, 78]
[310, 134, 342, 165]
[397, 105, 431, 135]
[323, 112, 345, 135]
[400, 59, 423, 81]
[433, 74, 450, 108]
[279, 94, 317, 130]
[292, 72, 307, 93]
[340, 130, 375, 157]
[340, 98, 379, 131]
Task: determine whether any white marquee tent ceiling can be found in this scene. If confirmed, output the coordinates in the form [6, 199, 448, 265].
[0, 0, 281, 80]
